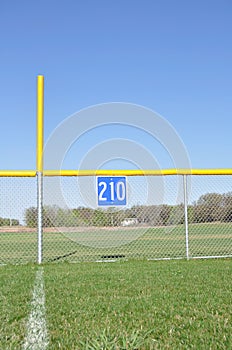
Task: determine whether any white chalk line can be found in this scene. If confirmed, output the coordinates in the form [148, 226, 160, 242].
[22, 267, 49, 350]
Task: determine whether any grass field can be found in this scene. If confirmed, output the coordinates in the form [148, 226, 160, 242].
[0, 259, 231, 349]
[0, 223, 231, 264]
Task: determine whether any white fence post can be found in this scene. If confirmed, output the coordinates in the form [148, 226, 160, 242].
[37, 171, 43, 264]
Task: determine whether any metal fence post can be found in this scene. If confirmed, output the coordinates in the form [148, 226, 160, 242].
[37, 171, 43, 263]
[183, 174, 189, 259]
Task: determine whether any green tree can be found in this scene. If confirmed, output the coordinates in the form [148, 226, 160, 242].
[194, 193, 224, 222]
[222, 206, 232, 222]
[159, 205, 172, 226]
[25, 207, 37, 227]
[92, 210, 108, 226]
[167, 205, 184, 225]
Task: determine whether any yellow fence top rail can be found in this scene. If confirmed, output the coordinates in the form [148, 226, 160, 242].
[43, 169, 232, 176]
[0, 171, 37, 177]
[0, 169, 232, 177]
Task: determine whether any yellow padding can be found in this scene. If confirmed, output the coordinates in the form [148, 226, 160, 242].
[43, 169, 232, 176]
[0, 169, 232, 177]
[0, 171, 36, 177]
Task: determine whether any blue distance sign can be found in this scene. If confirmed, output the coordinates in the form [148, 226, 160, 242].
[97, 177, 127, 206]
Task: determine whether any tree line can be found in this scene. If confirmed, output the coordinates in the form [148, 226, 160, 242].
[0, 217, 19, 226]
[24, 192, 232, 228]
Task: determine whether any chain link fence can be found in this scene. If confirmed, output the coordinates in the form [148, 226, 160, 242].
[0, 176, 37, 264]
[0, 173, 231, 264]
[188, 175, 232, 258]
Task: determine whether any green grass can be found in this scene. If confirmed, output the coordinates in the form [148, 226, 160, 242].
[0, 222, 231, 264]
[0, 259, 231, 349]
[0, 265, 37, 348]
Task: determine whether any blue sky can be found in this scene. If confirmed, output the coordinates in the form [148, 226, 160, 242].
[1, 0, 232, 170]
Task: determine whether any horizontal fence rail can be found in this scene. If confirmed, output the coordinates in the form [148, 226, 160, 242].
[0, 170, 232, 264]
[1, 169, 232, 177]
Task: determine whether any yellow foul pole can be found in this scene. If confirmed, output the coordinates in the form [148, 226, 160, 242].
[37, 75, 44, 172]
[36, 75, 44, 264]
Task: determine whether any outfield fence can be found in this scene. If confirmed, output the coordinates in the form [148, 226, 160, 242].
[0, 170, 231, 264]
[1, 77, 231, 263]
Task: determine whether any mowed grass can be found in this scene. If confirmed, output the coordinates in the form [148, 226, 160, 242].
[0, 259, 231, 349]
[0, 222, 231, 264]
[0, 264, 37, 348]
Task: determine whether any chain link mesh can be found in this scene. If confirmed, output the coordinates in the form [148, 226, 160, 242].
[0, 174, 231, 264]
[188, 175, 232, 258]
[0, 177, 37, 264]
